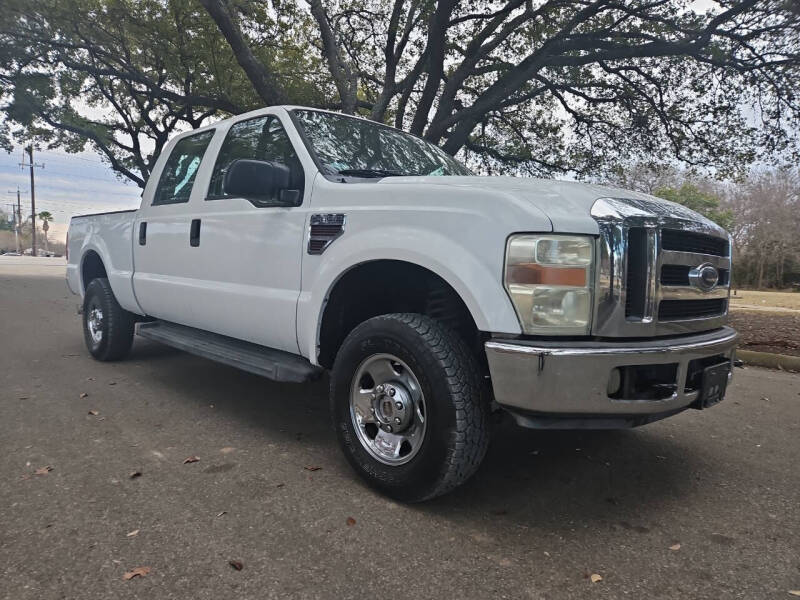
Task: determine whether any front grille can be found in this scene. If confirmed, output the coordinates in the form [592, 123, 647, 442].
[660, 265, 729, 287]
[661, 264, 690, 286]
[658, 299, 726, 321]
[661, 229, 728, 256]
[592, 197, 731, 337]
[625, 228, 649, 317]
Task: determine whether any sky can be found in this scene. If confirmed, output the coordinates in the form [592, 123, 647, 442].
[0, 146, 142, 243]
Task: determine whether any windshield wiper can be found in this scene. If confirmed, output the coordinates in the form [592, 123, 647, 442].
[336, 168, 406, 178]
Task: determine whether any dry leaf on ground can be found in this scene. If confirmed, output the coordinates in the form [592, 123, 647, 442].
[229, 560, 243, 571]
[669, 543, 681, 551]
[183, 456, 199, 464]
[126, 529, 139, 537]
[122, 566, 150, 580]
[590, 574, 603, 583]
[346, 517, 356, 526]
[34, 466, 53, 475]
[216, 511, 227, 517]
[129, 470, 142, 479]
[304, 466, 322, 471]
[220, 447, 235, 454]
[88, 410, 99, 416]
[79, 392, 88, 398]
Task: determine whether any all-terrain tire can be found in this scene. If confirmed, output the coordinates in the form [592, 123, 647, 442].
[82, 277, 136, 361]
[330, 313, 489, 502]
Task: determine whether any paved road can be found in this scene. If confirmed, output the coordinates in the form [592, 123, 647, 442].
[1, 257, 799, 599]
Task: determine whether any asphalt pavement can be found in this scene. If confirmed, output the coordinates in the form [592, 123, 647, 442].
[1, 256, 799, 599]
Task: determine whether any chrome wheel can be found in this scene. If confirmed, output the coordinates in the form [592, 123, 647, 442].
[350, 353, 427, 465]
[87, 303, 104, 344]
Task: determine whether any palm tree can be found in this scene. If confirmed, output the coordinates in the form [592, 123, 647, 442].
[38, 211, 53, 254]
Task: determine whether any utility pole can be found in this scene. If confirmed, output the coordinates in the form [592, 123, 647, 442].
[20, 146, 44, 256]
[5, 187, 25, 254]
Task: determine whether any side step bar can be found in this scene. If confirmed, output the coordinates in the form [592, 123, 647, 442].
[136, 321, 323, 384]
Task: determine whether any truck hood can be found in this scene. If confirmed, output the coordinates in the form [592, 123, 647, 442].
[377, 176, 720, 234]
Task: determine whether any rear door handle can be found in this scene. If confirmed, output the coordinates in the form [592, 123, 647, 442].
[138, 222, 147, 245]
[190, 219, 201, 247]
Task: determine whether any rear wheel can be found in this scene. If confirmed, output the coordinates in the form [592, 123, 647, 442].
[330, 313, 489, 502]
[82, 278, 136, 361]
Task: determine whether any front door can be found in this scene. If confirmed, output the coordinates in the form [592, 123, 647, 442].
[167, 113, 308, 353]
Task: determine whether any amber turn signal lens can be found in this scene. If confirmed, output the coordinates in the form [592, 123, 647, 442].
[507, 263, 587, 287]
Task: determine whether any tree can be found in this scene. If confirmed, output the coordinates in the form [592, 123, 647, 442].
[2, 0, 799, 186]
[38, 210, 53, 252]
[1, 0, 324, 186]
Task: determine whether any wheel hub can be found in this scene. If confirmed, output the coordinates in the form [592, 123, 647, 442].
[87, 305, 104, 344]
[374, 383, 413, 433]
[349, 353, 427, 466]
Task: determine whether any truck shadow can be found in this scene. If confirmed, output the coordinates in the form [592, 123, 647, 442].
[129, 339, 704, 531]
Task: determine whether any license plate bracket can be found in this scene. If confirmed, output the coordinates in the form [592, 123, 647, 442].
[698, 361, 730, 409]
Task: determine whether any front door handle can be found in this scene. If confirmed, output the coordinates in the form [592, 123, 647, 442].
[138, 222, 147, 246]
[190, 219, 201, 247]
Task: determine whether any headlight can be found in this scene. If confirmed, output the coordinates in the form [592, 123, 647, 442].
[504, 234, 595, 335]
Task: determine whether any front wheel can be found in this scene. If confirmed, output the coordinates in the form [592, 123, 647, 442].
[82, 278, 136, 361]
[330, 313, 489, 502]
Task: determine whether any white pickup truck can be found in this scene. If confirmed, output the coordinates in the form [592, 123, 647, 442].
[67, 106, 738, 501]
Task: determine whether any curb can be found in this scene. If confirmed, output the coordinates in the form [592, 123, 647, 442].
[737, 349, 800, 372]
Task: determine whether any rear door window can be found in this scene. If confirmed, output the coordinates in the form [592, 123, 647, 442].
[152, 130, 215, 206]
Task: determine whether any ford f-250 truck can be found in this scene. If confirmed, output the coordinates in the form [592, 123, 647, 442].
[67, 106, 738, 501]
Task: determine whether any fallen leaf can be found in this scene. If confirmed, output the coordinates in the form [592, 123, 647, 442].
[346, 517, 356, 526]
[220, 447, 235, 454]
[129, 471, 142, 479]
[669, 543, 681, 551]
[216, 511, 227, 518]
[34, 466, 53, 476]
[228, 560, 243, 571]
[79, 392, 88, 399]
[183, 456, 199, 464]
[276, 483, 285, 488]
[108, 381, 117, 386]
[126, 529, 139, 537]
[590, 574, 603, 583]
[122, 566, 151, 580]
[304, 466, 322, 472]
[88, 410, 99, 416]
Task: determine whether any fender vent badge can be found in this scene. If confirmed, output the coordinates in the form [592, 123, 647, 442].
[308, 213, 346, 255]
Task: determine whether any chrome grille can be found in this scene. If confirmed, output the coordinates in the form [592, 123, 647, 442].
[591, 197, 731, 337]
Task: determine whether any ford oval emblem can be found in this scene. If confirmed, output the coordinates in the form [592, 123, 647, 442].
[689, 263, 719, 291]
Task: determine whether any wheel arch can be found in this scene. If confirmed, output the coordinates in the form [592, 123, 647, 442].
[316, 259, 488, 369]
[80, 249, 108, 293]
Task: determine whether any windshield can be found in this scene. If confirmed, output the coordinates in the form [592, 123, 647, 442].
[291, 109, 472, 178]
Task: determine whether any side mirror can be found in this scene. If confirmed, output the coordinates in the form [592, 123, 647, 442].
[223, 159, 292, 204]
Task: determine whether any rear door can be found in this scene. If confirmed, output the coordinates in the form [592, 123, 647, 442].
[132, 128, 217, 325]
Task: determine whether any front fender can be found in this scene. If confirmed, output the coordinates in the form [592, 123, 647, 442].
[297, 225, 522, 364]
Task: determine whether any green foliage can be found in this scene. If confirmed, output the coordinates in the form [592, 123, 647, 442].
[654, 183, 735, 231]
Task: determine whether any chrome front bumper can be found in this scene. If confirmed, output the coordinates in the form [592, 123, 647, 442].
[485, 327, 738, 428]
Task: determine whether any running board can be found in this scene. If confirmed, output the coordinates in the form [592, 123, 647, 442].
[136, 321, 322, 383]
